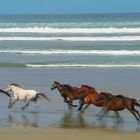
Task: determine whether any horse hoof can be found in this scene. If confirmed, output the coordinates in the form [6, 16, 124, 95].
[77, 110, 84, 114]
[21, 107, 25, 110]
[8, 105, 12, 108]
[136, 119, 140, 122]
[96, 114, 100, 117]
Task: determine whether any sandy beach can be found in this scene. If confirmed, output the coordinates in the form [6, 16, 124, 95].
[0, 127, 140, 140]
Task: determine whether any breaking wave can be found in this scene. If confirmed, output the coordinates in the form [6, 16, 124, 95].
[1, 50, 140, 56]
[26, 64, 140, 68]
[1, 27, 140, 34]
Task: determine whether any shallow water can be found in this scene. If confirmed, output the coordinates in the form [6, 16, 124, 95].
[0, 14, 140, 132]
[0, 67, 140, 131]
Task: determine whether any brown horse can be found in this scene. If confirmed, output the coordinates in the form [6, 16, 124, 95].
[51, 81, 80, 108]
[77, 85, 108, 111]
[78, 85, 140, 121]
[99, 93, 140, 121]
[51, 81, 97, 108]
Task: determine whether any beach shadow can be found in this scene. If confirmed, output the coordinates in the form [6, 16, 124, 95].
[58, 110, 125, 130]
[8, 112, 39, 128]
[96, 112, 124, 130]
[58, 111, 90, 128]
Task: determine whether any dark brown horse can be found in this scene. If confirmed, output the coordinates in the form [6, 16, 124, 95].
[51, 81, 97, 108]
[51, 81, 80, 108]
[98, 94, 140, 121]
[78, 85, 140, 121]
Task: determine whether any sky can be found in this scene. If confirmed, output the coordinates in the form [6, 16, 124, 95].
[0, 0, 140, 15]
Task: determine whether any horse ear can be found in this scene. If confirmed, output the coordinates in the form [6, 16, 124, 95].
[54, 81, 59, 84]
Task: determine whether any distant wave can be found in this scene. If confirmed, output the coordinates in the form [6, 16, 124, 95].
[26, 64, 140, 68]
[1, 50, 140, 56]
[1, 62, 140, 68]
[1, 36, 140, 41]
[1, 27, 140, 34]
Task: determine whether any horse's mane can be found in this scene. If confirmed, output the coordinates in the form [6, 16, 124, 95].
[63, 84, 74, 91]
[82, 85, 96, 90]
[54, 81, 60, 84]
[10, 83, 21, 88]
[101, 92, 125, 99]
[54, 81, 78, 91]
[115, 95, 125, 98]
[101, 92, 114, 98]
[54, 81, 64, 87]
[101, 92, 112, 95]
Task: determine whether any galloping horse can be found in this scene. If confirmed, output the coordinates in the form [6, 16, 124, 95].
[77, 85, 107, 111]
[78, 85, 140, 121]
[6, 83, 51, 110]
[98, 92, 140, 121]
[51, 81, 97, 108]
[51, 81, 80, 108]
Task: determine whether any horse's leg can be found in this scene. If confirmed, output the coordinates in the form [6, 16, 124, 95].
[96, 108, 105, 116]
[112, 111, 124, 129]
[128, 109, 139, 121]
[8, 97, 18, 108]
[21, 101, 30, 110]
[67, 99, 78, 108]
[97, 107, 109, 117]
[127, 103, 140, 121]
[114, 111, 121, 118]
[98, 108, 109, 119]
[77, 101, 84, 112]
[68, 100, 73, 110]
[114, 111, 123, 122]
[63, 97, 72, 108]
[64, 97, 68, 103]
[133, 108, 140, 120]
[8, 98, 13, 108]
[64, 97, 69, 103]
[82, 104, 90, 113]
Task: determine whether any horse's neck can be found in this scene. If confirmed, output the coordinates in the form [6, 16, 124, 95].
[59, 86, 70, 96]
[87, 89, 98, 95]
[57, 85, 63, 91]
[91, 88, 98, 93]
[65, 86, 73, 92]
[12, 86, 25, 94]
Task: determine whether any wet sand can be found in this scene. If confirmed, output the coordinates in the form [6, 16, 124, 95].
[0, 127, 140, 140]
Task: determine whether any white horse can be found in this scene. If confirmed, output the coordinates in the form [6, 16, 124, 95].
[6, 83, 51, 110]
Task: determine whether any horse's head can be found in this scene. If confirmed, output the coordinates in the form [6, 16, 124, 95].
[51, 81, 63, 91]
[6, 83, 20, 92]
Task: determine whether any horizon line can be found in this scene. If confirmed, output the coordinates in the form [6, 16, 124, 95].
[0, 12, 140, 16]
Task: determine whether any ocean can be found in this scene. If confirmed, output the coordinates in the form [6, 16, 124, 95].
[1, 13, 140, 68]
[0, 13, 140, 131]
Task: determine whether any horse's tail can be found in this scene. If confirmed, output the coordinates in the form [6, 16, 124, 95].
[0, 89, 11, 97]
[133, 99, 140, 107]
[37, 93, 51, 102]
